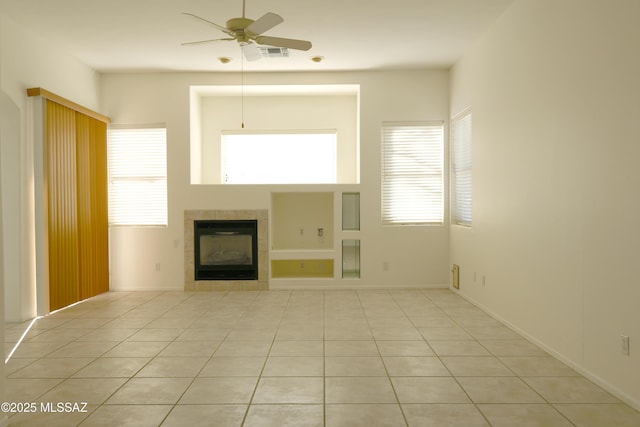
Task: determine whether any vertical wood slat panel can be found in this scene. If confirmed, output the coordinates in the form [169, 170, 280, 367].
[76, 115, 109, 300]
[76, 114, 92, 300]
[46, 100, 80, 311]
[46, 100, 109, 312]
[90, 118, 110, 297]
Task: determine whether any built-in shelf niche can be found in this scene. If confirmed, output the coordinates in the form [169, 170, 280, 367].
[342, 192, 360, 231]
[342, 239, 361, 278]
[272, 259, 334, 278]
[342, 192, 360, 279]
[271, 192, 333, 250]
[270, 190, 362, 282]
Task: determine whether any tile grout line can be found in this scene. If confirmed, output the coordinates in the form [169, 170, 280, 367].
[322, 290, 327, 427]
[8, 291, 162, 424]
[415, 288, 499, 426]
[239, 289, 291, 427]
[420, 288, 579, 427]
[77, 290, 202, 426]
[5, 289, 639, 426]
[356, 289, 410, 427]
[154, 291, 233, 427]
[8, 290, 170, 424]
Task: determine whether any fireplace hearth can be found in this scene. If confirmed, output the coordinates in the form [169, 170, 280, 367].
[194, 220, 258, 280]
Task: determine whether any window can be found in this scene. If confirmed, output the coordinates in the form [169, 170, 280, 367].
[451, 110, 472, 226]
[107, 127, 167, 226]
[381, 122, 444, 225]
[221, 131, 337, 184]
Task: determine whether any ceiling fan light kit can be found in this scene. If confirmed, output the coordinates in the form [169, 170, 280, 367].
[182, 0, 312, 62]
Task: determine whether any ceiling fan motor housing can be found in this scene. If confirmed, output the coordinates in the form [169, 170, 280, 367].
[226, 17, 255, 42]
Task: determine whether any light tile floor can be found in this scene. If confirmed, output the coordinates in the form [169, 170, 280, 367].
[4, 289, 640, 426]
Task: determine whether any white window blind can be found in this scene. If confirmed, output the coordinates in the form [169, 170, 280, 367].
[381, 122, 444, 225]
[107, 127, 167, 226]
[221, 131, 337, 184]
[451, 111, 472, 226]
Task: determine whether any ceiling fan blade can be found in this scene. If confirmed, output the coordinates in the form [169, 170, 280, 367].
[181, 38, 234, 46]
[242, 43, 262, 61]
[181, 12, 232, 36]
[254, 36, 312, 51]
[246, 12, 283, 35]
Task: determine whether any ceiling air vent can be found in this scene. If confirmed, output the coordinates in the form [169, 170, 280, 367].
[258, 47, 290, 58]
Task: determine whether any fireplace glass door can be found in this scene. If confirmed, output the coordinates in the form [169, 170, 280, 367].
[194, 220, 258, 280]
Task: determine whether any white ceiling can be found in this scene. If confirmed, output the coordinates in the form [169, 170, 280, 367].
[1, 0, 514, 73]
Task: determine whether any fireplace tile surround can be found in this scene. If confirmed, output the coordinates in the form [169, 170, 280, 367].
[184, 210, 268, 291]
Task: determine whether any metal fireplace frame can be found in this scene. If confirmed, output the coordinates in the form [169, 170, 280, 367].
[193, 219, 259, 281]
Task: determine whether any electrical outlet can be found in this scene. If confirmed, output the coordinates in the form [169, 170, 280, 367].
[383, 262, 389, 271]
[155, 262, 161, 272]
[482, 275, 486, 287]
[621, 335, 630, 356]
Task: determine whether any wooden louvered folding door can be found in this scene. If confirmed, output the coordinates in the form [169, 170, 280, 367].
[45, 99, 109, 311]
[75, 113, 109, 301]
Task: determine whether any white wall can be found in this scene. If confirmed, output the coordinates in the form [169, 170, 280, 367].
[450, 0, 640, 409]
[0, 16, 6, 424]
[0, 14, 101, 321]
[101, 70, 450, 290]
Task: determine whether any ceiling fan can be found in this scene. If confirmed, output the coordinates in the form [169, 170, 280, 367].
[182, 0, 312, 61]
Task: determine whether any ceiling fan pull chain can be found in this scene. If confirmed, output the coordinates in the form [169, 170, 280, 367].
[241, 52, 245, 129]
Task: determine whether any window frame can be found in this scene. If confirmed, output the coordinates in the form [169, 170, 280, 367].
[107, 125, 168, 227]
[450, 109, 472, 227]
[381, 121, 445, 226]
[220, 130, 338, 185]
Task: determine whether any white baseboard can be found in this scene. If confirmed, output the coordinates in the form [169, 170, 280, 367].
[268, 283, 449, 291]
[454, 288, 640, 412]
[111, 282, 450, 292]
[108, 286, 184, 292]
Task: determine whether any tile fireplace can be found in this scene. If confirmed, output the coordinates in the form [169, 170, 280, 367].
[184, 210, 268, 291]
